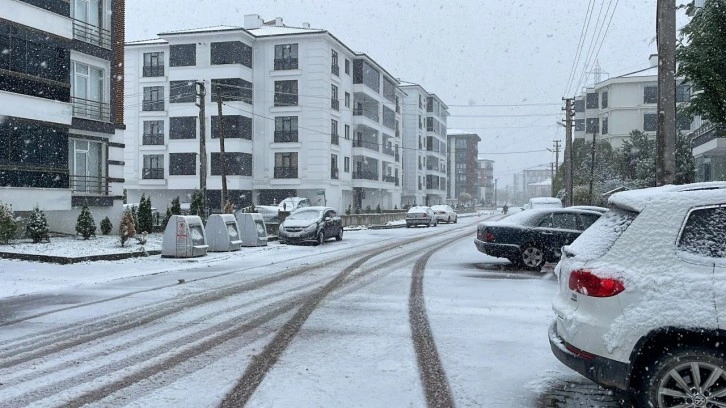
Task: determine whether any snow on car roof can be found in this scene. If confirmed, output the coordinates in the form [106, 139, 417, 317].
[609, 182, 726, 212]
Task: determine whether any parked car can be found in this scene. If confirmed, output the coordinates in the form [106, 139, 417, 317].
[550, 182, 726, 408]
[568, 205, 609, 213]
[406, 206, 437, 228]
[278, 206, 343, 245]
[278, 197, 310, 212]
[522, 196, 563, 210]
[431, 204, 457, 223]
[474, 208, 602, 271]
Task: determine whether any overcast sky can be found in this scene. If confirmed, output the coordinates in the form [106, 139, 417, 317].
[125, 0, 691, 188]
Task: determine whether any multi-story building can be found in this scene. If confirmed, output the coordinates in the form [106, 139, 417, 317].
[522, 168, 551, 201]
[446, 131, 480, 204]
[574, 55, 692, 149]
[1, 0, 126, 233]
[124, 15, 404, 213]
[477, 158, 495, 207]
[400, 83, 448, 206]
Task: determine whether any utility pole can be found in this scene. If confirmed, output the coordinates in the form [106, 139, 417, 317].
[656, 0, 676, 185]
[562, 98, 574, 206]
[216, 84, 228, 210]
[196, 81, 207, 216]
[589, 132, 597, 205]
[550, 162, 555, 196]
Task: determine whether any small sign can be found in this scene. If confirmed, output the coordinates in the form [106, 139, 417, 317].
[176, 220, 187, 237]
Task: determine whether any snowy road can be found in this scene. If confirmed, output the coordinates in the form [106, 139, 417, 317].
[0, 216, 628, 407]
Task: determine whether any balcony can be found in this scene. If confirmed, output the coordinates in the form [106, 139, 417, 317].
[72, 19, 111, 49]
[142, 133, 164, 145]
[352, 170, 378, 181]
[383, 175, 398, 185]
[331, 98, 340, 111]
[395, 152, 400, 162]
[331, 168, 339, 179]
[142, 168, 164, 180]
[72, 97, 110, 122]
[353, 139, 379, 152]
[274, 58, 298, 70]
[331, 134, 339, 145]
[142, 100, 164, 112]
[70, 175, 109, 194]
[692, 123, 726, 149]
[143, 65, 165, 77]
[274, 131, 298, 143]
[274, 166, 298, 178]
[353, 107, 379, 123]
[331, 64, 340, 76]
[382, 147, 395, 157]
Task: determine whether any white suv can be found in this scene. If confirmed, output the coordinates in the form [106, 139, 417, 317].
[550, 182, 726, 408]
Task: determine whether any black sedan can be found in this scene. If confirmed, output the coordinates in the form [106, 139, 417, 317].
[278, 206, 343, 245]
[474, 208, 602, 271]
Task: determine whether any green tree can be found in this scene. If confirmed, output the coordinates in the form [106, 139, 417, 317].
[119, 209, 136, 247]
[100, 216, 113, 235]
[620, 130, 656, 188]
[676, 0, 726, 123]
[137, 194, 153, 234]
[0, 201, 17, 244]
[171, 196, 182, 215]
[27, 205, 50, 243]
[75, 202, 97, 240]
[675, 131, 696, 184]
[189, 190, 205, 220]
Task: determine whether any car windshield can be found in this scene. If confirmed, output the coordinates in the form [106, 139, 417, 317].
[564, 207, 638, 260]
[286, 209, 321, 221]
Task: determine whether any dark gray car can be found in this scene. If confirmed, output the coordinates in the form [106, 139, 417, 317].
[278, 206, 343, 245]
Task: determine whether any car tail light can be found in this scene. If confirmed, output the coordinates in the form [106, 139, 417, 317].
[484, 232, 495, 242]
[569, 269, 624, 297]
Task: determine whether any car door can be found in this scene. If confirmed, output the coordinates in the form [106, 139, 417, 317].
[536, 212, 580, 260]
[322, 209, 334, 237]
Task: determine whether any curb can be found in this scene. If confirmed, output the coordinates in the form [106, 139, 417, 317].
[0, 250, 162, 265]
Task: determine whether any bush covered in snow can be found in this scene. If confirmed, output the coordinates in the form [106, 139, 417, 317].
[0, 201, 17, 244]
[26, 205, 50, 243]
[119, 209, 136, 247]
[100, 216, 112, 235]
[75, 203, 97, 240]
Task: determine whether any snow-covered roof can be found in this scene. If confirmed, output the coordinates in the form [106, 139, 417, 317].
[248, 25, 325, 37]
[618, 66, 657, 78]
[126, 38, 168, 46]
[529, 178, 552, 187]
[158, 25, 245, 36]
[609, 181, 726, 212]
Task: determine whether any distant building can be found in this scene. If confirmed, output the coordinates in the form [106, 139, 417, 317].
[477, 159, 495, 206]
[1, 0, 126, 233]
[522, 168, 551, 201]
[446, 131, 480, 204]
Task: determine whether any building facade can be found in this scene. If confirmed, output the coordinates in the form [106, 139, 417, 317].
[477, 158, 494, 207]
[574, 55, 692, 149]
[399, 83, 448, 207]
[446, 131, 480, 204]
[1, 0, 126, 233]
[124, 15, 405, 213]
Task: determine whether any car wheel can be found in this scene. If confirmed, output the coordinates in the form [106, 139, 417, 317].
[637, 347, 726, 408]
[520, 245, 545, 271]
[279, 239, 286, 245]
[406, 223, 411, 228]
[454, 216, 458, 224]
[316, 231, 325, 246]
[335, 227, 343, 241]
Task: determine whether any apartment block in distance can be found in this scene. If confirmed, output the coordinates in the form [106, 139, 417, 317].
[446, 130, 480, 204]
[124, 15, 405, 212]
[1, 0, 126, 233]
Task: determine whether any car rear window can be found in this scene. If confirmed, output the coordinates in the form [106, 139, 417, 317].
[564, 208, 637, 260]
[499, 210, 546, 227]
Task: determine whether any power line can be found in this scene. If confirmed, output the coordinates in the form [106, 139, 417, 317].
[564, 0, 596, 96]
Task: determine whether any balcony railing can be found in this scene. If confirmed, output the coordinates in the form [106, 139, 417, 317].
[331, 64, 340, 76]
[353, 108, 379, 122]
[274, 166, 298, 178]
[72, 97, 110, 122]
[142, 168, 164, 180]
[142, 100, 165, 111]
[395, 152, 400, 162]
[70, 175, 109, 194]
[383, 175, 397, 184]
[352, 170, 378, 181]
[143, 65, 165, 77]
[72, 19, 111, 49]
[353, 139, 379, 152]
[383, 147, 395, 157]
[331, 98, 340, 111]
[691, 123, 726, 148]
[142, 133, 164, 145]
[331, 168, 339, 179]
[331, 134, 339, 145]
[274, 131, 298, 143]
[274, 58, 298, 70]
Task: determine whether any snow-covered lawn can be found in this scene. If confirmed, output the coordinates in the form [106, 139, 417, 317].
[0, 233, 163, 256]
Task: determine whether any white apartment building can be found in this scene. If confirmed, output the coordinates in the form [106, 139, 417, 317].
[399, 83, 449, 206]
[574, 55, 692, 149]
[124, 15, 404, 213]
[1, 0, 126, 234]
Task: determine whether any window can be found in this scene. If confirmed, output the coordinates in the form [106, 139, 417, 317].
[331, 84, 339, 110]
[331, 49, 339, 75]
[601, 91, 608, 109]
[678, 206, 726, 258]
[169, 44, 196, 67]
[574, 99, 585, 112]
[331, 119, 339, 145]
[142, 86, 164, 111]
[169, 80, 195, 103]
[345, 124, 350, 140]
[644, 113, 658, 131]
[212, 115, 252, 140]
[601, 117, 608, 135]
[211, 41, 252, 67]
[211, 78, 252, 104]
[552, 213, 579, 230]
[345, 92, 350, 108]
[579, 213, 600, 229]
[0, 117, 68, 188]
[676, 84, 691, 103]
[574, 119, 585, 131]
[71, 61, 107, 121]
[396, 96, 400, 113]
[72, 0, 109, 48]
[644, 85, 658, 104]
[274, 152, 298, 178]
[331, 154, 339, 179]
[352, 59, 380, 92]
[586, 93, 598, 109]
[143, 120, 164, 145]
[169, 116, 196, 139]
[586, 118, 599, 134]
[142, 154, 164, 179]
[169, 153, 196, 175]
[143, 52, 164, 77]
[69, 139, 104, 193]
[274, 116, 298, 142]
[274, 43, 298, 70]
[677, 112, 691, 131]
[383, 106, 395, 130]
[344, 59, 350, 75]
[0, 21, 69, 83]
[383, 78, 395, 102]
[344, 156, 350, 172]
[211, 152, 252, 176]
[274, 80, 298, 106]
